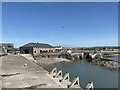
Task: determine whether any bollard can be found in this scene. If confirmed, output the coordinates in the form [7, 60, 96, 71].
[85, 82, 94, 90]
[59, 72, 70, 82]
[55, 69, 62, 78]
[81, 52, 84, 59]
[49, 67, 57, 78]
[68, 76, 80, 88]
[24, 63, 28, 68]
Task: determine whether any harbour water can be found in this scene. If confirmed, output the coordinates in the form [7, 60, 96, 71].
[43, 58, 119, 88]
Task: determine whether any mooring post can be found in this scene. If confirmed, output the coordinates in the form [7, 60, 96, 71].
[85, 82, 94, 90]
[81, 52, 84, 59]
[50, 67, 57, 77]
[68, 76, 80, 88]
[55, 69, 62, 78]
[59, 72, 70, 82]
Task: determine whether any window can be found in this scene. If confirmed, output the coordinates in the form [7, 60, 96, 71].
[40, 50, 42, 53]
[8, 45, 12, 48]
[24, 50, 29, 54]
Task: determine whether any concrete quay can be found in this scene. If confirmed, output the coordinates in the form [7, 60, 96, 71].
[1, 55, 62, 88]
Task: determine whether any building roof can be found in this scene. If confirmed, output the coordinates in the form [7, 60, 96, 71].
[12, 48, 20, 51]
[0, 43, 14, 47]
[54, 46, 63, 49]
[20, 43, 54, 48]
[54, 46, 62, 48]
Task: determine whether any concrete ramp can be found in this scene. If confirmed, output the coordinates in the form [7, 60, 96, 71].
[85, 82, 94, 90]
[50, 67, 57, 77]
[55, 69, 62, 78]
[60, 72, 70, 82]
[20, 54, 34, 61]
[68, 76, 80, 88]
[91, 53, 97, 59]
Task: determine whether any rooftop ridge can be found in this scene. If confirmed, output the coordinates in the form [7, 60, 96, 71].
[20, 42, 53, 48]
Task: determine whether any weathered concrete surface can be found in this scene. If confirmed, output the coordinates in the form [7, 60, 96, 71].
[20, 54, 34, 61]
[1, 55, 62, 88]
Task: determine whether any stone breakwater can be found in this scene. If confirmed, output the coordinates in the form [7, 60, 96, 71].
[91, 58, 120, 71]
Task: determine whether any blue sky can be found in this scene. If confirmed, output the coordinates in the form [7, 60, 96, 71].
[2, 2, 118, 48]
